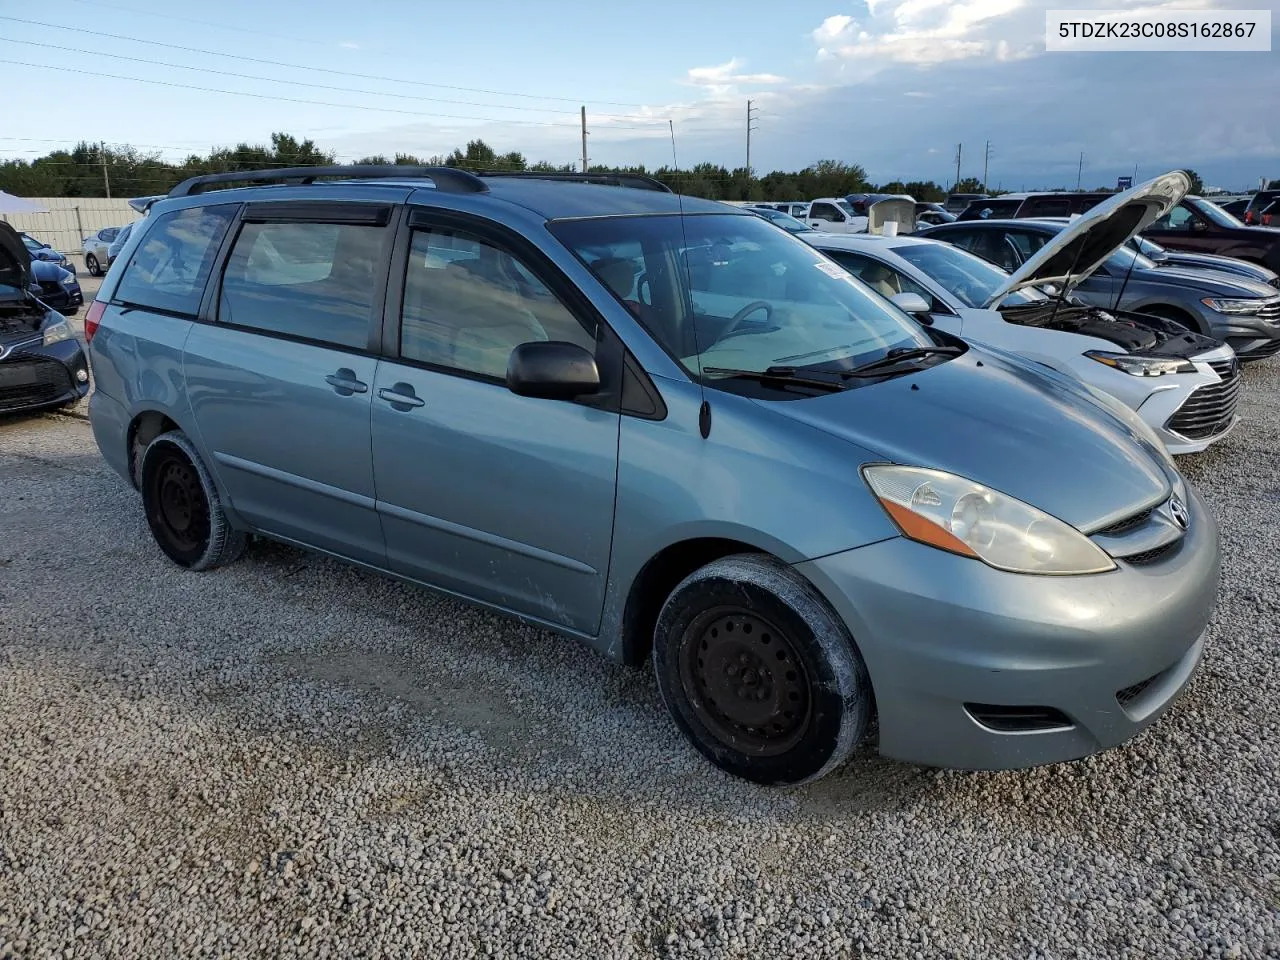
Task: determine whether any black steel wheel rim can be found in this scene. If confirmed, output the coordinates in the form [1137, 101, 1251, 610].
[679, 607, 812, 757]
[152, 452, 209, 552]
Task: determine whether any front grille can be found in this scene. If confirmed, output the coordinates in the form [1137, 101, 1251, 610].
[964, 703, 1073, 733]
[1096, 507, 1153, 536]
[1267, 277, 1280, 289]
[1207, 357, 1237, 379]
[0, 357, 73, 412]
[1238, 338, 1280, 359]
[1167, 363, 1241, 440]
[1122, 542, 1179, 565]
[37, 280, 61, 295]
[1257, 299, 1280, 323]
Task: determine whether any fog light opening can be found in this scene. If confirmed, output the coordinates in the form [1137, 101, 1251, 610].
[75, 368, 89, 383]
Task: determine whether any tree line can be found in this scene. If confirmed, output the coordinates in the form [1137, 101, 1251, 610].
[0, 132, 960, 202]
[0, 132, 1226, 203]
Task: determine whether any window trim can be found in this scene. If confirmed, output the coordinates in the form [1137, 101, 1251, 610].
[205, 201, 394, 357]
[383, 207, 632, 414]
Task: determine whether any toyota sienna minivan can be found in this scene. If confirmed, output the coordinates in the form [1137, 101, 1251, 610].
[86, 167, 1220, 785]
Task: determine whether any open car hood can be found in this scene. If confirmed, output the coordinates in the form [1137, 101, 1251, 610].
[0, 221, 33, 299]
[867, 197, 916, 235]
[981, 171, 1190, 309]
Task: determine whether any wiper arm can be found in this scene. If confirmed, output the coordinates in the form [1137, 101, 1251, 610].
[702, 366, 846, 392]
[841, 345, 963, 378]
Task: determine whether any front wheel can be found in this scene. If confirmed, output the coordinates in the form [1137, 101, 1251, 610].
[140, 431, 247, 571]
[85, 253, 101, 277]
[654, 554, 873, 785]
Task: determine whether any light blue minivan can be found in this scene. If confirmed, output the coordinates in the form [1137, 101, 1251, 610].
[86, 167, 1220, 784]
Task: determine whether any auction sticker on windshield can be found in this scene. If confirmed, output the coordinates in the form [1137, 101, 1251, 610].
[815, 259, 851, 280]
[1046, 9, 1270, 51]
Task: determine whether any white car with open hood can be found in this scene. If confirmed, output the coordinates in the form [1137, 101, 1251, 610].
[807, 171, 1239, 455]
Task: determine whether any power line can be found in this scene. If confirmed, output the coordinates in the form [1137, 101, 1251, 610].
[0, 36, 665, 124]
[0, 58, 673, 129]
[0, 16, 651, 112]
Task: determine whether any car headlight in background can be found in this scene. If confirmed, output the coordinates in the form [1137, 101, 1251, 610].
[863, 465, 1116, 575]
[59, 269, 77, 285]
[41, 319, 72, 346]
[1201, 297, 1266, 315]
[1084, 351, 1194, 377]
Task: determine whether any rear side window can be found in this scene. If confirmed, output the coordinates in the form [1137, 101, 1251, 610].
[114, 205, 236, 316]
[1023, 198, 1070, 217]
[218, 221, 384, 350]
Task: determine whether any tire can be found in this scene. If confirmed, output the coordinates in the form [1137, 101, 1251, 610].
[653, 554, 873, 785]
[85, 254, 101, 277]
[140, 430, 247, 571]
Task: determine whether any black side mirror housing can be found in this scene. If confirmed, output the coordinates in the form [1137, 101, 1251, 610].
[507, 341, 601, 401]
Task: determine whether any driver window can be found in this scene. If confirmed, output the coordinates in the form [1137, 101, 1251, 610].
[400, 228, 597, 379]
[809, 203, 842, 222]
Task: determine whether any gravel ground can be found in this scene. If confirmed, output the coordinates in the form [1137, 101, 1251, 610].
[1, 357, 1278, 958]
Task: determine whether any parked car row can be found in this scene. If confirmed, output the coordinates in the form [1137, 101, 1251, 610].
[52, 166, 1227, 790]
[82, 222, 137, 276]
[0, 222, 90, 416]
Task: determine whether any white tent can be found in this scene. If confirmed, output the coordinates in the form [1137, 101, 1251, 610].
[0, 191, 49, 214]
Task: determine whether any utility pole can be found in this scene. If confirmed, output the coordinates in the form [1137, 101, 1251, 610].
[982, 140, 991, 193]
[100, 140, 110, 199]
[1076, 151, 1084, 190]
[954, 143, 962, 189]
[580, 107, 588, 174]
[746, 100, 760, 177]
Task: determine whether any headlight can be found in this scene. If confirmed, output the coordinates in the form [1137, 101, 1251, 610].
[42, 319, 72, 346]
[1084, 351, 1194, 376]
[863, 465, 1115, 575]
[1201, 297, 1264, 315]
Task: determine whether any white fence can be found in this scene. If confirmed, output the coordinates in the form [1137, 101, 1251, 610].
[0, 199, 141, 258]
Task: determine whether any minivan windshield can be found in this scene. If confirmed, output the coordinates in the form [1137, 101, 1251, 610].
[889, 242, 1047, 307]
[551, 214, 933, 385]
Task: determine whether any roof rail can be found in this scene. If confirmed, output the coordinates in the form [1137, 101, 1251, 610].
[478, 171, 673, 193]
[167, 165, 489, 198]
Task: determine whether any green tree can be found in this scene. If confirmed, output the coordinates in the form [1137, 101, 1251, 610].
[951, 176, 985, 194]
[1182, 169, 1205, 195]
[1268, 179, 1280, 190]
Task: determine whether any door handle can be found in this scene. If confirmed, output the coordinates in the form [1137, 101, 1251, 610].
[377, 383, 425, 410]
[325, 368, 368, 396]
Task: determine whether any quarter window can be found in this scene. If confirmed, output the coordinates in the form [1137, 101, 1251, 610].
[114, 205, 236, 316]
[399, 228, 597, 379]
[218, 221, 384, 350]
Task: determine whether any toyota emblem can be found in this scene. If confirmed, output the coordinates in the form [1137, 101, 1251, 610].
[1169, 495, 1190, 530]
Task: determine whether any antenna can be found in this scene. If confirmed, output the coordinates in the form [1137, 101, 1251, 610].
[668, 119, 711, 439]
[1076, 151, 1084, 190]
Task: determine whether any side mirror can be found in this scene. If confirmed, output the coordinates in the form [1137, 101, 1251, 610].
[507, 341, 601, 401]
[891, 292, 931, 314]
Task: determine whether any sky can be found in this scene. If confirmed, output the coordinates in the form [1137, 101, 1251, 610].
[0, 0, 1277, 191]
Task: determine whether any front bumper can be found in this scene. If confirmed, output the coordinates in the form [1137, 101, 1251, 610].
[796, 483, 1219, 770]
[1203, 312, 1280, 360]
[0, 337, 91, 415]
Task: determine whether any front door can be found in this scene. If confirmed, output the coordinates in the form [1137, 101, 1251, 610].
[184, 202, 394, 564]
[370, 214, 620, 634]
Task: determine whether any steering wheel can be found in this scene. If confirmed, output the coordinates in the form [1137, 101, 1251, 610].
[719, 300, 774, 340]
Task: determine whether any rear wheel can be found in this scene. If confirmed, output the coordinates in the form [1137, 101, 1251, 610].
[653, 554, 873, 785]
[140, 431, 246, 571]
[85, 253, 101, 277]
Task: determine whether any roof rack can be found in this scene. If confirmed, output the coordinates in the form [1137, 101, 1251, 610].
[167, 165, 489, 198]
[478, 171, 673, 193]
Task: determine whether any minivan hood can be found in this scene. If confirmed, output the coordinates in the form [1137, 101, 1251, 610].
[0, 222, 33, 300]
[770, 347, 1170, 531]
[983, 171, 1190, 308]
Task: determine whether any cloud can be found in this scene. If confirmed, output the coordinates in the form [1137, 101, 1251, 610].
[339, 41, 361, 50]
[684, 58, 788, 95]
[812, 0, 1026, 66]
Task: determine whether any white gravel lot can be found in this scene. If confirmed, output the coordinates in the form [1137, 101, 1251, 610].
[0, 355, 1278, 958]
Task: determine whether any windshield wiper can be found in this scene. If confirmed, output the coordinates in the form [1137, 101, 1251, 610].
[702, 366, 846, 392]
[840, 345, 963, 378]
